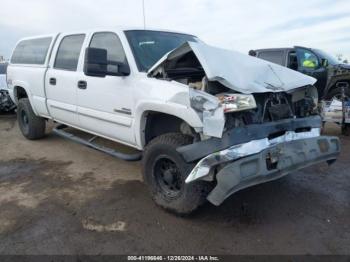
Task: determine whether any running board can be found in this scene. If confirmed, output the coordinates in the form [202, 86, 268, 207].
[52, 125, 142, 161]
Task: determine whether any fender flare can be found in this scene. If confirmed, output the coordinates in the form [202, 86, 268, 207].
[134, 100, 203, 149]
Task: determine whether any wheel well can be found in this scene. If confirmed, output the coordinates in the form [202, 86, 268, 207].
[143, 112, 197, 146]
[325, 80, 350, 98]
[14, 86, 28, 101]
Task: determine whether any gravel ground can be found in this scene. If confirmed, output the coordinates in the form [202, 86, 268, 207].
[0, 113, 349, 255]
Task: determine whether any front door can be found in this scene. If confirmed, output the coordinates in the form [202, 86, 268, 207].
[296, 47, 328, 97]
[76, 32, 135, 145]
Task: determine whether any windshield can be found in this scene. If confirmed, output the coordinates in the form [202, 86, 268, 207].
[313, 49, 339, 65]
[125, 30, 197, 72]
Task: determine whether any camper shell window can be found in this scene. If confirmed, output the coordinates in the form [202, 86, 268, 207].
[11, 37, 52, 65]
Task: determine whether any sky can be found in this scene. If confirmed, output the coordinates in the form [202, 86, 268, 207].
[0, 0, 349, 61]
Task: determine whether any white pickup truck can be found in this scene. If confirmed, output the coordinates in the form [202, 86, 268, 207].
[7, 28, 340, 214]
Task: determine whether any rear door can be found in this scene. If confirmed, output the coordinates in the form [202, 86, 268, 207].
[46, 33, 86, 126]
[76, 31, 136, 145]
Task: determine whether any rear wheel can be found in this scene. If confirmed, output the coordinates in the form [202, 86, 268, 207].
[142, 133, 212, 215]
[17, 98, 46, 140]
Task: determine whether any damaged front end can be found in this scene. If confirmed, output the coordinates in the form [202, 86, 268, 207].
[149, 42, 340, 206]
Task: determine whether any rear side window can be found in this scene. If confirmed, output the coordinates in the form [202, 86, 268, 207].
[258, 51, 285, 66]
[54, 34, 85, 71]
[0, 63, 7, 74]
[11, 37, 52, 65]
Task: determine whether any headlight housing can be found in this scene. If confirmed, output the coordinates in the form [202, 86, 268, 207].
[216, 93, 257, 113]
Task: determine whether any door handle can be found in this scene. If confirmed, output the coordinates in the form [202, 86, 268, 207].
[78, 80, 87, 90]
[49, 78, 56, 85]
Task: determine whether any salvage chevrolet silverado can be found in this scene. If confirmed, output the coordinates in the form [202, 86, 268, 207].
[7, 28, 340, 214]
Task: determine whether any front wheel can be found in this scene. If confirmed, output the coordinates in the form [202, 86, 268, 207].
[142, 133, 212, 215]
[17, 98, 46, 140]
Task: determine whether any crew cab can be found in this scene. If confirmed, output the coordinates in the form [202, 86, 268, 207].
[249, 47, 350, 100]
[7, 28, 340, 214]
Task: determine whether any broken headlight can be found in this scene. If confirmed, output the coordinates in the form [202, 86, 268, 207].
[190, 89, 220, 112]
[216, 93, 257, 113]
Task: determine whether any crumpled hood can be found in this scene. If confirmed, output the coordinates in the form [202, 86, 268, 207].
[149, 42, 317, 94]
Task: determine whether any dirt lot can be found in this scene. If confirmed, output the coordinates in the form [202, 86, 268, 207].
[0, 113, 349, 255]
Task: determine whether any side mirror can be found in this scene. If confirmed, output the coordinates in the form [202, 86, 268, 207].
[84, 47, 131, 77]
[248, 50, 257, 57]
[321, 58, 329, 68]
[84, 47, 108, 77]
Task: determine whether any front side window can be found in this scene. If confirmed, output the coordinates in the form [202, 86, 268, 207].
[54, 34, 85, 71]
[296, 49, 319, 69]
[89, 32, 128, 72]
[125, 30, 197, 72]
[11, 37, 52, 65]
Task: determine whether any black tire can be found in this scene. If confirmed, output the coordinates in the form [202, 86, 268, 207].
[17, 98, 46, 140]
[142, 133, 211, 215]
[324, 87, 350, 100]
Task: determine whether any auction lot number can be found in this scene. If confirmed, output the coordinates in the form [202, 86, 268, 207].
[128, 256, 220, 261]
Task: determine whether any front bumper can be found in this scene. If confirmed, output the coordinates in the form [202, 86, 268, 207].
[178, 116, 323, 163]
[184, 128, 340, 206]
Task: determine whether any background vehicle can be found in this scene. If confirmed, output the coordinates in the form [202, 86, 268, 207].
[0, 62, 16, 112]
[249, 47, 350, 100]
[6, 29, 340, 215]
